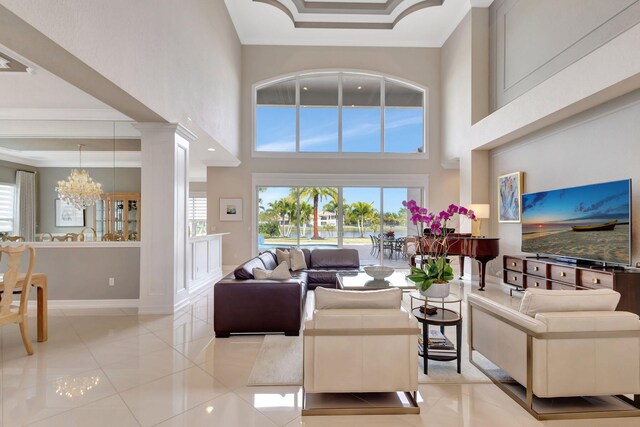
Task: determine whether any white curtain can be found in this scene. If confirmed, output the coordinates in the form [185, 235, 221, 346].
[15, 171, 36, 241]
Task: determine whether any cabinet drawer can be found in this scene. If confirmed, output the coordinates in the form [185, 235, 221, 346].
[579, 270, 613, 289]
[525, 261, 546, 277]
[505, 257, 523, 272]
[525, 276, 544, 289]
[505, 272, 523, 287]
[550, 265, 576, 284]
[551, 282, 576, 291]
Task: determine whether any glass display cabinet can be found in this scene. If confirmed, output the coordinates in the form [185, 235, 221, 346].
[93, 192, 140, 241]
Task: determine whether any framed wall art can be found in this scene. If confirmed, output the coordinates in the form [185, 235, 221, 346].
[498, 172, 523, 223]
[55, 199, 85, 227]
[220, 198, 243, 221]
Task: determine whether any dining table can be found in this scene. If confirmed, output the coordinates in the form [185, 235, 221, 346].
[0, 273, 48, 342]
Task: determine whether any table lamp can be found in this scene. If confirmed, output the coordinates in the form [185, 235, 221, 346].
[469, 204, 490, 237]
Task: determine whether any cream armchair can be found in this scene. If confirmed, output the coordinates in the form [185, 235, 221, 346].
[303, 287, 420, 415]
[468, 289, 640, 420]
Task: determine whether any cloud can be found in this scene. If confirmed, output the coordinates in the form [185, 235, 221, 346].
[384, 114, 423, 130]
[523, 192, 547, 210]
[574, 192, 626, 213]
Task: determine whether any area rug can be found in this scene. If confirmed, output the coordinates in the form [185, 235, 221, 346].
[247, 334, 501, 386]
[247, 335, 303, 386]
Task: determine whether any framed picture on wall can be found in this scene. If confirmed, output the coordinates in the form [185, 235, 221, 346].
[498, 172, 524, 223]
[55, 199, 85, 227]
[220, 198, 243, 221]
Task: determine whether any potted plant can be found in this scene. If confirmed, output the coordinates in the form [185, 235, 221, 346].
[404, 201, 476, 297]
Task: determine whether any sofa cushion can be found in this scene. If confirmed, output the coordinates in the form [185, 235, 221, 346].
[310, 249, 359, 269]
[519, 288, 620, 317]
[302, 248, 312, 268]
[258, 252, 278, 270]
[253, 261, 292, 280]
[234, 257, 266, 280]
[306, 270, 341, 284]
[315, 287, 402, 309]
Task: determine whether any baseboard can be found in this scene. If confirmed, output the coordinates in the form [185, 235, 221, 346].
[28, 299, 139, 310]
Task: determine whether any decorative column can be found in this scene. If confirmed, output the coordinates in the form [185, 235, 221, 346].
[135, 123, 196, 314]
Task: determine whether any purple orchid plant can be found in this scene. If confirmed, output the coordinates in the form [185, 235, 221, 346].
[403, 200, 476, 291]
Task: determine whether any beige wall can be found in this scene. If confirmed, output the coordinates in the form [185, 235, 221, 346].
[489, 0, 640, 110]
[0, 0, 242, 157]
[441, 8, 490, 168]
[209, 45, 460, 266]
[488, 90, 640, 279]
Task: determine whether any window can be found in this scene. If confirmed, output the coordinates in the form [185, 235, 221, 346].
[257, 185, 423, 267]
[255, 72, 426, 154]
[0, 183, 15, 234]
[188, 196, 207, 237]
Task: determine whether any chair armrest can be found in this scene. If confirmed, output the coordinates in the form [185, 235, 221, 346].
[535, 311, 640, 333]
[468, 293, 546, 335]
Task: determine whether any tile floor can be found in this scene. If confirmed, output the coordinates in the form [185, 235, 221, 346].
[1, 277, 638, 426]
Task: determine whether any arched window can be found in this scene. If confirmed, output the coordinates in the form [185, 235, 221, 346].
[254, 72, 426, 155]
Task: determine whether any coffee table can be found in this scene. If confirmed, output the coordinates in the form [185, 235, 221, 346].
[337, 271, 415, 291]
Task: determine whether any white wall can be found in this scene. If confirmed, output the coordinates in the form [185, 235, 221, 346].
[489, 0, 640, 110]
[209, 45, 460, 266]
[488, 90, 640, 279]
[0, 0, 242, 157]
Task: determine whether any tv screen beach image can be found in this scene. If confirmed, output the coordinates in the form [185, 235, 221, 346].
[522, 180, 631, 265]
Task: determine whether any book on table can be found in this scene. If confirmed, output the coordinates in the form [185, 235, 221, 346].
[427, 330, 454, 350]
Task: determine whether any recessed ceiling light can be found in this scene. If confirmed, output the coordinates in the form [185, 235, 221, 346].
[208, 148, 216, 152]
[357, 86, 362, 90]
[303, 86, 308, 91]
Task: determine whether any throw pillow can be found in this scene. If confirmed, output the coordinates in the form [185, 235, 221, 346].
[519, 288, 620, 317]
[289, 248, 307, 271]
[253, 261, 292, 280]
[315, 287, 402, 309]
[276, 248, 290, 266]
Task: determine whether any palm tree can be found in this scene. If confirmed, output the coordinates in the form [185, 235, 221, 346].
[268, 198, 297, 237]
[299, 187, 338, 240]
[297, 201, 313, 238]
[348, 201, 378, 238]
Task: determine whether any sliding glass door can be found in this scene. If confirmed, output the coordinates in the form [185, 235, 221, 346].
[257, 185, 423, 267]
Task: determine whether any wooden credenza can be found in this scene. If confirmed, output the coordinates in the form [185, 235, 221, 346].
[503, 255, 640, 315]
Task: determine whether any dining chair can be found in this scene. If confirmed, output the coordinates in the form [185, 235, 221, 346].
[394, 237, 406, 260]
[372, 235, 381, 256]
[0, 245, 36, 355]
[369, 235, 377, 255]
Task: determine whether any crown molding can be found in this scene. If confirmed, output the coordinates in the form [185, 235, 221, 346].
[254, 0, 444, 30]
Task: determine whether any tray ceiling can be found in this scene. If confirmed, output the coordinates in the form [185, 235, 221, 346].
[226, 0, 494, 46]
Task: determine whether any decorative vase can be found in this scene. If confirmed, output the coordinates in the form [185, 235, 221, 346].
[420, 281, 450, 298]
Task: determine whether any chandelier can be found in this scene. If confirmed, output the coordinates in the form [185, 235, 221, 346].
[56, 144, 103, 209]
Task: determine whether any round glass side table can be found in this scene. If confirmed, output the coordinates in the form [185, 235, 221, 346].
[409, 291, 462, 316]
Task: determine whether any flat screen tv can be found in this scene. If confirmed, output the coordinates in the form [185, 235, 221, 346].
[521, 179, 632, 266]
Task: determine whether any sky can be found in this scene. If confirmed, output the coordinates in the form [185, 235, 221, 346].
[522, 180, 630, 224]
[256, 106, 423, 153]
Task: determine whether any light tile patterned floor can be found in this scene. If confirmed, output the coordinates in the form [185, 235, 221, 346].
[0, 276, 637, 426]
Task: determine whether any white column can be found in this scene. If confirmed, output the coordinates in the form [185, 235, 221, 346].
[135, 123, 196, 314]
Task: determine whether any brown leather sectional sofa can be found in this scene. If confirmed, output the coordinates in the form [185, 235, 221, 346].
[214, 248, 360, 337]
